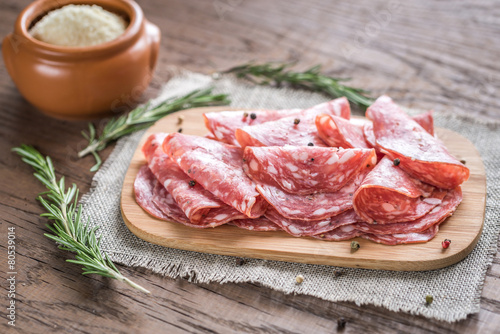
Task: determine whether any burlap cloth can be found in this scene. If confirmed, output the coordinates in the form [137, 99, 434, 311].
[81, 70, 500, 322]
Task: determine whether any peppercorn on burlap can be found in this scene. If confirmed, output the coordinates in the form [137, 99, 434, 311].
[81, 69, 500, 322]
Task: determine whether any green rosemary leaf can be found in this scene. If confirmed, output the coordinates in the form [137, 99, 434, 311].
[13, 145, 150, 294]
[225, 62, 374, 109]
[78, 88, 230, 172]
[89, 151, 102, 173]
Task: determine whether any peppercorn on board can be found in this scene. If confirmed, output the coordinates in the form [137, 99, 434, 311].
[120, 106, 485, 271]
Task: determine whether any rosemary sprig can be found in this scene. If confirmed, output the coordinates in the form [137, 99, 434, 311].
[226, 62, 374, 109]
[12, 145, 150, 294]
[78, 88, 230, 171]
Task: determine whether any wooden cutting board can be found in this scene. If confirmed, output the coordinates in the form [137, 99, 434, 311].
[120, 107, 486, 271]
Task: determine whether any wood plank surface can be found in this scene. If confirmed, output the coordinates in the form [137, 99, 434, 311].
[121, 107, 486, 271]
[1, 0, 499, 333]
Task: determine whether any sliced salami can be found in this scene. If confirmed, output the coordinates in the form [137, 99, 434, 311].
[136, 163, 280, 230]
[367, 96, 469, 189]
[363, 123, 377, 149]
[411, 110, 434, 136]
[142, 132, 168, 161]
[135, 95, 466, 246]
[235, 98, 350, 148]
[151, 181, 227, 229]
[313, 224, 362, 241]
[256, 165, 372, 221]
[134, 165, 189, 225]
[363, 111, 435, 149]
[309, 97, 350, 119]
[203, 108, 301, 145]
[316, 114, 371, 149]
[354, 187, 462, 234]
[353, 157, 447, 224]
[243, 145, 376, 195]
[266, 208, 360, 237]
[163, 133, 268, 218]
[229, 217, 281, 231]
[360, 224, 440, 245]
[143, 134, 246, 226]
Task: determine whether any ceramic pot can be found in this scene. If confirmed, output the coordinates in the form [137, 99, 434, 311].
[2, 0, 160, 119]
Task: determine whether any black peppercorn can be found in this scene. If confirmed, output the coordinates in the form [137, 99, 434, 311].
[337, 317, 346, 329]
[235, 258, 246, 266]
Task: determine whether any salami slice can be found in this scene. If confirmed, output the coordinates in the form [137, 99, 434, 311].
[411, 110, 434, 136]
[313, 224, 362, 241]
[353, 157, 447, 224]
[363, 111, 435, 149]
[143, 134, 246, 226]
[134, 165, 190, 225]
[354, 187, 462, 234]
[256, 165, 372, 221]
[145, 172, 242, 228]
[316, 114, 371, 149]
[367, 96, 469, 189]
[142, 132, 168, 161]
[243, 145, 377, 195]
[229, 217, 281, 231]
[163, 133, 268, 218]
[363, 123, 377, 149]
[204, 133, 217, 140]
[266, 208, 360, 237]
[203, 108, 301, 145]
[360, 224, 440, 245]
[235, 98, 350, 148]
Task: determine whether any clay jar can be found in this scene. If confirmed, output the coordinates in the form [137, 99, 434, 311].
[2, 0, 160, 119]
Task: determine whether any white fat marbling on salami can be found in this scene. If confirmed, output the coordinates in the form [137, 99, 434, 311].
[353, 157, 447, 224]
[163, 133, 267, 218]
[367, 95, 469, 189]
[243, 145, 376, 195]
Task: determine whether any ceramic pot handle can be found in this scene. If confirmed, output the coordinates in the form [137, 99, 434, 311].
[145, 20, 160, 73]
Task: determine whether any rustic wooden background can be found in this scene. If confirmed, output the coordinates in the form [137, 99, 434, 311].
[1, 0, 499, 333]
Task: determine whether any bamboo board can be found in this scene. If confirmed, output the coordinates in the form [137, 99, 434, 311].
[120, 107, 486, 271]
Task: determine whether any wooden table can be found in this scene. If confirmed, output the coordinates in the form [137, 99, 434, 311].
[1, 0, 499, 332]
